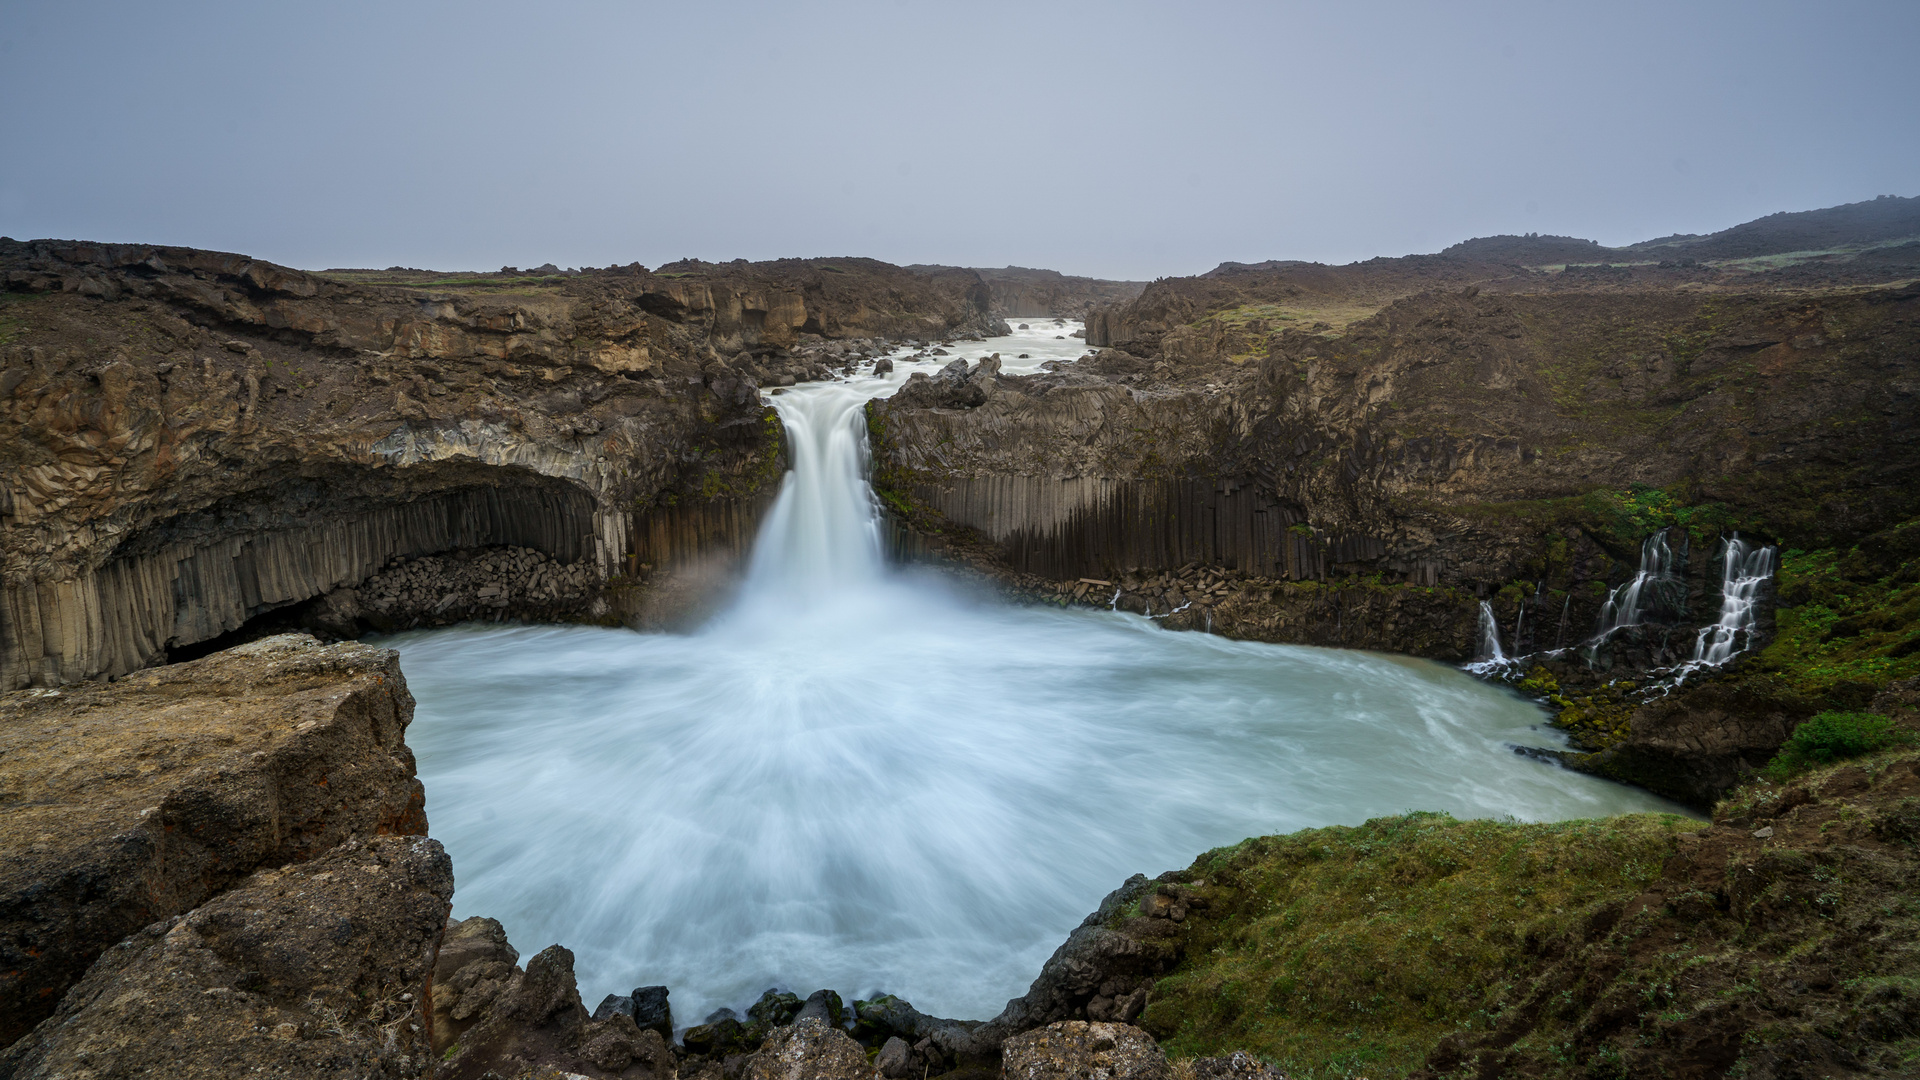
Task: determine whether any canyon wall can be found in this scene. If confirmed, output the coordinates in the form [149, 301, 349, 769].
[907, 266, 1147, 318]
[0, 242, 999, 686]
[880, 285, 1920, 613]
[873, 258, 1920, 802]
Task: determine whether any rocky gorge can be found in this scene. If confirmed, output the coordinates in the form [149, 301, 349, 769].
[5, 195, 1920, 1078]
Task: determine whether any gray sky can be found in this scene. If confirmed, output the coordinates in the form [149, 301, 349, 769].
[2, 1, 1915, 280]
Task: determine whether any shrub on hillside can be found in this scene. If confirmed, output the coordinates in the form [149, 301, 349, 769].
[1765, 711, 1914, 779]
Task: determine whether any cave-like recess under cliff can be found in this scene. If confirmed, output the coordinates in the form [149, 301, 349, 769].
[1, 462, 601, 688]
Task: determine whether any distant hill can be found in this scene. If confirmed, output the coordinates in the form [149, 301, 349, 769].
[1621, 194, 1920, 260]
[1438, 234, 1609, 264]
[1432, 195, 1920, 268]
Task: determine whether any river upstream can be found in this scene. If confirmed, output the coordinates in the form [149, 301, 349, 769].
[383, 322, 1690, 1024]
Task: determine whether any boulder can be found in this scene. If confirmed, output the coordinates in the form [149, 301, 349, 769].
[1000, 1021, 1169, 1080]
[876, 1035, 914, 1077]
[743, 1017, 878, 1080]
[431, 916, 522, 1052]
[795, 988, 845, 1026]
[0, 635, 427, 1044]
[888, 354, 998, 410]
[593, 992, 634, 1022]
[439, 944, 590, 1078]
[750, 988, 804, 1026]
[431, 930, 674, 1079]
[631, 984, 673, 1039]
[0, 836, 453, 1079]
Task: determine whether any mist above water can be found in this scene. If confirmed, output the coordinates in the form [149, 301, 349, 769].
[389, 322, 1691, 1023]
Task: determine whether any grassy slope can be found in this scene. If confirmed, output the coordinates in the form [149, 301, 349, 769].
[1140, 812, 1693, 1078]
[1141, 748, 1920, 1079]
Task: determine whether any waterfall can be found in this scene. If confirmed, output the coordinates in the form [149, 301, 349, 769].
[1476, 601, 1507, 663]
[391, 322, 1695, 1023]
[741, 381, 888, 597]
[1690, 534, 1777, 666]
[1583, 530, 1685, 665]
[1593, 531, 1681, 636]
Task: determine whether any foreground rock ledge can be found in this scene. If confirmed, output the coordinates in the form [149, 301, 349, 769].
[0, 634, 426, 1044]
[1, 834, 453, 1079]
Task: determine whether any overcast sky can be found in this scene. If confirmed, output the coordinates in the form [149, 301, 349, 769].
[1, 1, 1915, 280]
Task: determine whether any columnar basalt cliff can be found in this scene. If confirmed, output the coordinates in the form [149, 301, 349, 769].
[872, 198, 1920, 804]
[0, 242, 1003, 687]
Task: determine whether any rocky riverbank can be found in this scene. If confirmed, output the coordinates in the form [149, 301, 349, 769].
[7, 634, 1917, 1078]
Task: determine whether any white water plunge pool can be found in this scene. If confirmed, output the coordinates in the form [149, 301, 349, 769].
[385, 322, 1692, 1024]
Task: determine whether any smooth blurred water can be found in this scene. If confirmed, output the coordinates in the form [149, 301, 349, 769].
[388, 320, 1693, 1024]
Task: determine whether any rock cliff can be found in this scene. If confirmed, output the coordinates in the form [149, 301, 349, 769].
[0, 634, 424, 1044]
[908, 265, 1147, 318]
[872, 212, 1920, 805]
[0, 242, 1000, 686]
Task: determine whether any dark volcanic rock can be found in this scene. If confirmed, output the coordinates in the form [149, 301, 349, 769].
[630, 983, 673, 1040]
[0, 634, 426, 1045]
[0, 239, 1009, 689]
[0, 835, 453, 1080]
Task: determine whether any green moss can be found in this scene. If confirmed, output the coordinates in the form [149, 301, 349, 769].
[1747, 525, 1920, 704]
[1451, 485, 1751, 560]
[1142, 811, 1693, 1078]
[1547, 683, 1640, 752]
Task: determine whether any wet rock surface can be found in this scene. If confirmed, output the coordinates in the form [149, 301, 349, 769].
[0, 633, 425, 1043]
[1, 834, 453, 1080]
[342, 545, 601, 634]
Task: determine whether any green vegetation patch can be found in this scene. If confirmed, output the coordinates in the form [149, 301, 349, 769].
[1451, 483, 1752, 563]
[1765, 710, 1915, 780]
[1749, 521, 1920, 706]
[1142, 811, 1693, 1078]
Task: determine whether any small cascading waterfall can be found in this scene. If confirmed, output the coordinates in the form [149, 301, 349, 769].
[1584, 530, 1685, 665]
[1690, 534, 1778, 666]
[1593, 531, 1682, 635]
[1476, 600, 1507, 664]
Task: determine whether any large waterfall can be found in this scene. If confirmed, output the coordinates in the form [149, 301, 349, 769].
[388, 324, 1690, 1024]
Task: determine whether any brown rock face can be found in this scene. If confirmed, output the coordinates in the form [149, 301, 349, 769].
[1000, 1021, 1170, 1080]
[0, 240, 1003, 688]
[0, 834, 454, 1080]
[0, 634, 424, 1044]
[906, 266, 1147, 319]
[431, 924, 673, 1080]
